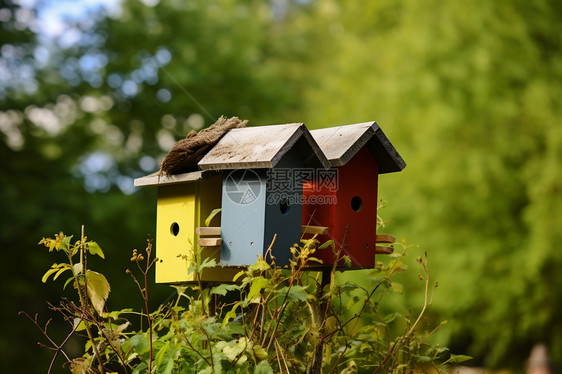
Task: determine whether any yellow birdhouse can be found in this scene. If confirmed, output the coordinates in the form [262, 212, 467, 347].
[134, 170, 239, 283]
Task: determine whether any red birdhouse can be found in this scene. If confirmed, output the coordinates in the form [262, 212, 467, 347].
[302, 121, 405, 268]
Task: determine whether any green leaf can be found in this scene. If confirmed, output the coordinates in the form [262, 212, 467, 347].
[318, 239, 335, 251]
[247, 276, 269, 302]
[85, 270, 111, 315]
[73, 262, 83, 276]
[197, 257, 217, 272]
[276, 285, 309, 302]
[127, 334, 150, 355]
[205, 208, 222, 227]
[61, 235, 73, 252]
[307, 256, 323, 264]
[74, 319, 87, 332]
[42, 266, 60, 283]
[223, 304, 240, 325]
[232, 270, 246, 282]
[384, 312, 403, 324]
[108, 308, 134, 320]
[252, 345, 268, 361]
[63, 277, 74, 290]
[132, 362, 147, 374]
[248, 259, 271, 273]
[211, 284, 239, 296]
[444, 354, 473, 365]
[42, 264, 71, 283]
[228, 322, 245, 335]
[337, 281, 357, 293]
[254, 360, 274, 374]
[53, 266, 71, 281]
[154, 340, 170, 368]
[87, 241, 105, 259]
[162, 347, 176, 374]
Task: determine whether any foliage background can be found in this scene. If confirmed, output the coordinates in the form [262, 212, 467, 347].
[1, 0, 561, 372]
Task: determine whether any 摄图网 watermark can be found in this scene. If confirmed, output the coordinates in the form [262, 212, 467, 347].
[224, 168, 339, 205]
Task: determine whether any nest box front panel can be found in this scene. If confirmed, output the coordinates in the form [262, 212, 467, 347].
[156, 183, 198, 283]
[334, 148, 379, 268]
[264, 148, 306, 266]
[220, 169, 267, 266]
[303, 147, 379, 268]
[155, 174, 227, 283]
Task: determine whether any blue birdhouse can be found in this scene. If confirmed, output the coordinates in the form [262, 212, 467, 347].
[198, 123, 329, 267]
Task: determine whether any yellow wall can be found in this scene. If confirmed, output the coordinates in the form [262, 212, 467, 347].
[155, 174, 239, 283]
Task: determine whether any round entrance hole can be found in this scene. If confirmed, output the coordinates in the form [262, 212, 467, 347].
[170, 222, 180, 236]
[280, 199, 290, 215]
[351, 196, 363, 212]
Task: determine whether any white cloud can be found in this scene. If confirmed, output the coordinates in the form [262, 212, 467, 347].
[35, 0, 122, 39]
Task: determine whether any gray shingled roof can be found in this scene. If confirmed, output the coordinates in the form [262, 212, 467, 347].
[198, 123, 329, 170]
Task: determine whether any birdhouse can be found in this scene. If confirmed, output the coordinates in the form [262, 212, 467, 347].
[302, 121, 406, 268]
[198, 123, 329, 267]
[134, 170, 239, 283]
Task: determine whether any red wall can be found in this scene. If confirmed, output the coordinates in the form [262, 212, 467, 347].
[303, 147, 379, 268]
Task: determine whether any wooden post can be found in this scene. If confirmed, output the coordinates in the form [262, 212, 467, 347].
[307, 268, 331, 374]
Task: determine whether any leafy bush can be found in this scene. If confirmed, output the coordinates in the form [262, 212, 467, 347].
[26, 218, 469, 373]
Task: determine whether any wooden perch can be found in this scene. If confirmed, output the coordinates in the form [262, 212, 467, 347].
[375, 245, 394, 255]
[301, 225, 329, 235]
[375, 234, 396, 244]
[196, 227, 221, 236]
[198, 238, 222, 247]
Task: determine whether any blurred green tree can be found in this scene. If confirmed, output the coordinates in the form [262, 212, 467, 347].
[298, 0, 562, 369]
[1, 0, 315, 371]
[4, 0, 561, 371]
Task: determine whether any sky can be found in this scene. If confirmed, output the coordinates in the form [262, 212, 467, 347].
[29, 0, 122, 38]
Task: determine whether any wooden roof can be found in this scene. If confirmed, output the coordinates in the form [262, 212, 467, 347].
[198, 123, 329, 170]
[133, 170, 218, 187]
[310, 121, 406, 173]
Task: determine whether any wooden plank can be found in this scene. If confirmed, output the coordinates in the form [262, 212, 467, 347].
[375, 234, 396, 244]
[198, 238, 222, 247]
[196, 227, 221, 236]
[375, 245, 394, 255]
[301, 225, 329, 235]
[134, 170, 207, 187]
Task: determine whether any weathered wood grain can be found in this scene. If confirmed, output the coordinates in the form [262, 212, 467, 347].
[196, 227, 221, 236]
[375, 245, 394, 255]
[375, 234, 396, 243]
[198, 123, 329, 170]
[198, 238, 222, 247]
[134, 170, 207, 187]
[309, 121, 406, 173]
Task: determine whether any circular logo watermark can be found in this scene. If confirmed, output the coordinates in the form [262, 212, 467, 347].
[224, 169, 262, 205]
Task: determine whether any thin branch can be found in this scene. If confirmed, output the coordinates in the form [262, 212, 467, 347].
[19, 312, 72, 364]
[179, 330, 211, 366]
[328, 341, 348, 374]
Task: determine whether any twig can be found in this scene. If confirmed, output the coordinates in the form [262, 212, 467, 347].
[76, 225, 105, 374]
[199, 327, 215, 371]
[19, 312, 73, 370]
[373, 253, 436, 374]
[328, 341, 348, 374]
[274, 338, 290, 374]
[179, 330, 211, 366]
